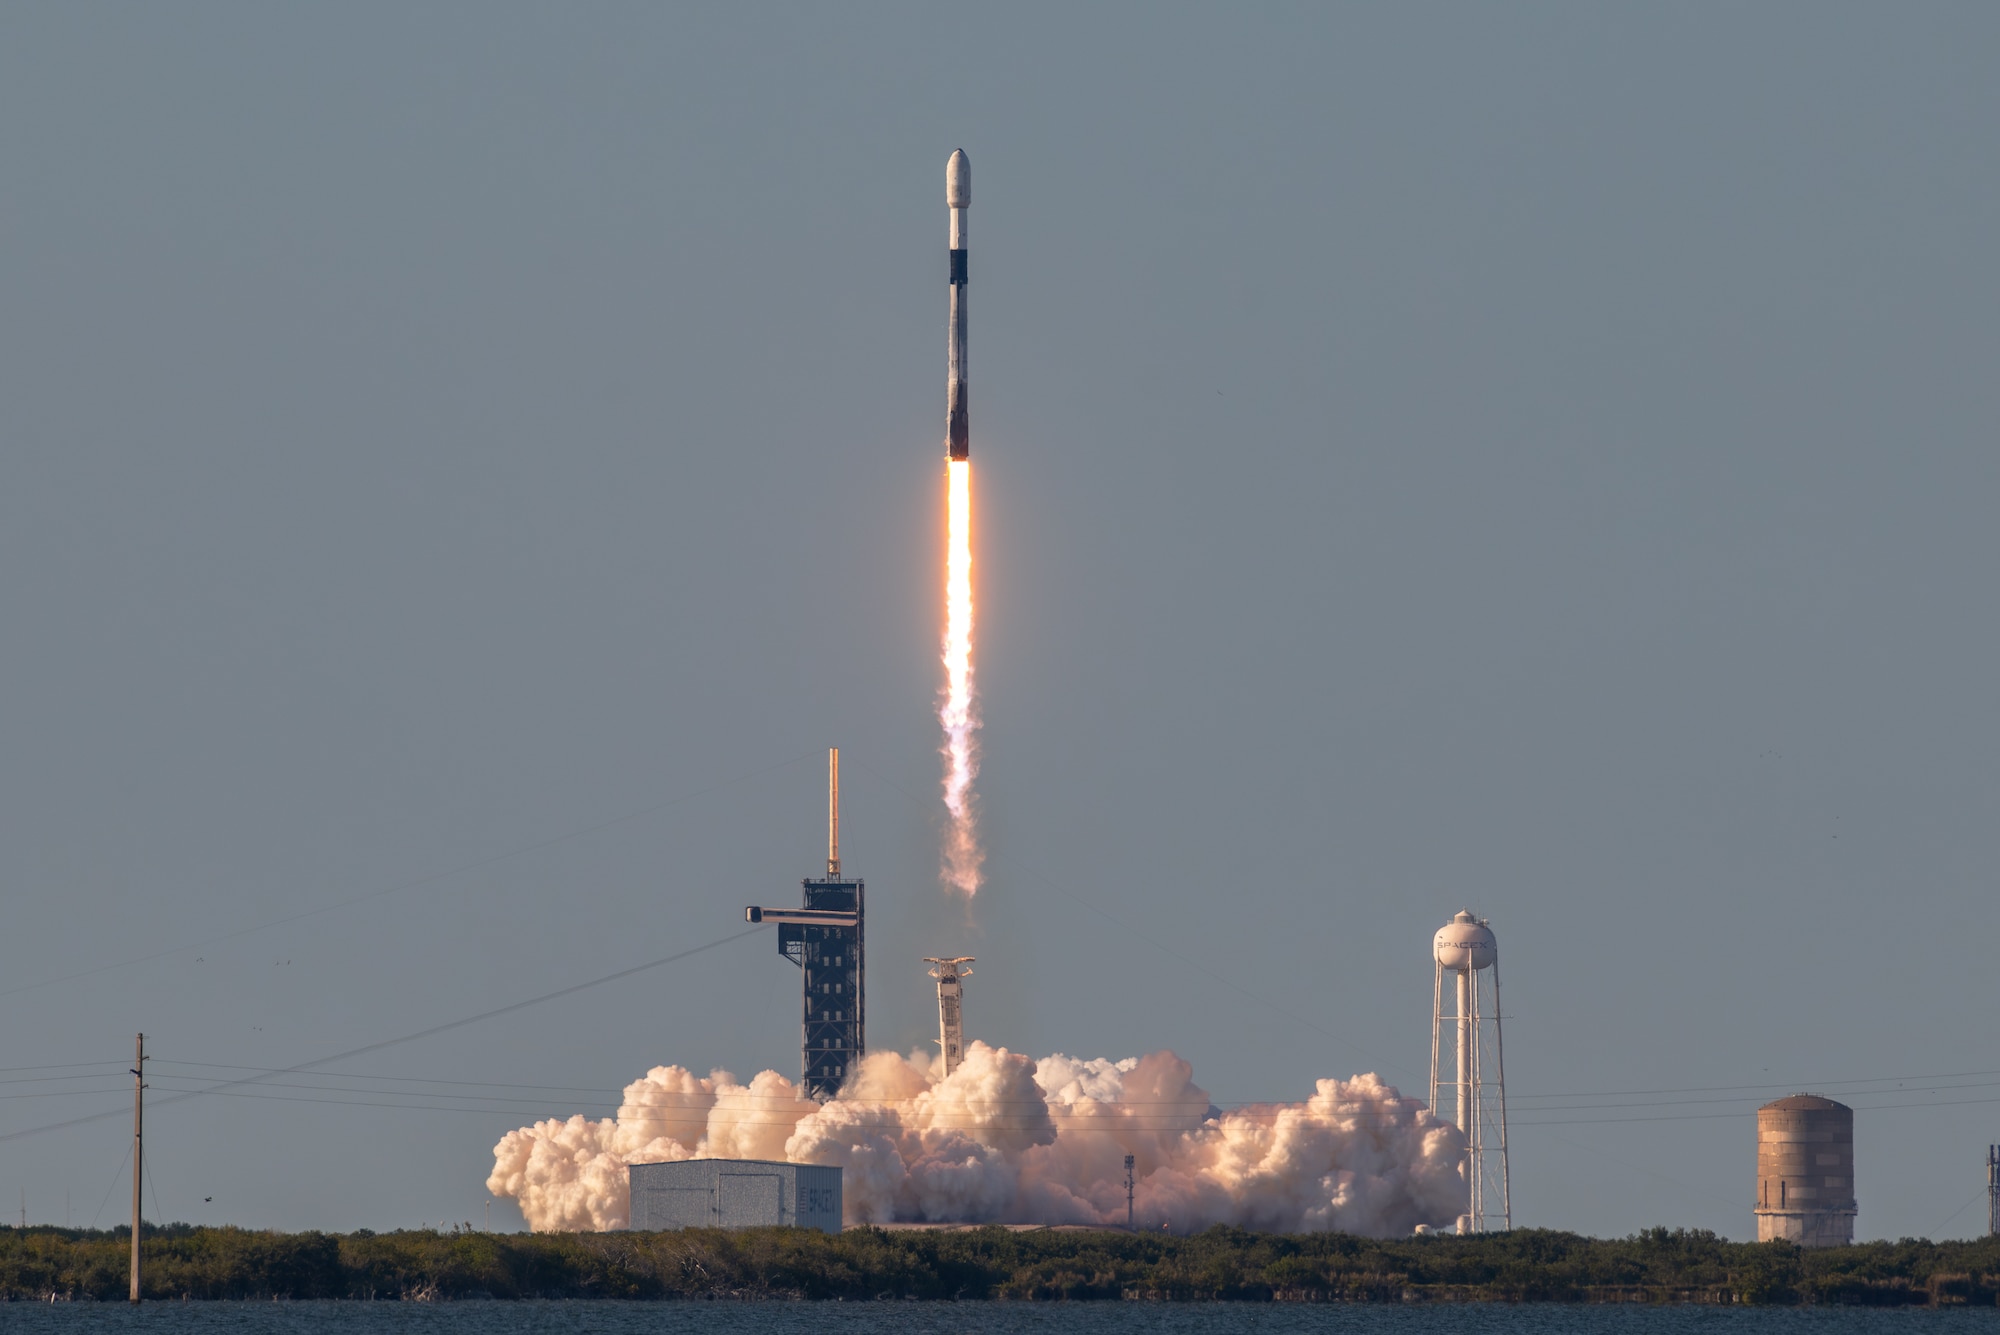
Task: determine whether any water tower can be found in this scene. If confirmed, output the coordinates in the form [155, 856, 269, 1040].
[1754, 1095, 1855, 1246]
[1430, 910, 1511, 1232]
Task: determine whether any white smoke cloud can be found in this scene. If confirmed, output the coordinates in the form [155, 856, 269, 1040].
[489, 1043, 1467, 1235]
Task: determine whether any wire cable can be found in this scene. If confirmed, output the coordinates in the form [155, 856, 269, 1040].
[132, 1060, 2000, 1122]
[145, 1149, 165, 1230]
[839, 751, 1390, 1082]
[1505, 1067, 2000, 1102]
[0, 927, 763, 1145]
[88, 1143, 132, 1232]
[1927, 1187, 1989, 1240]
[136, 1058, 2000, 1103]
[0, 751, 811, 1001]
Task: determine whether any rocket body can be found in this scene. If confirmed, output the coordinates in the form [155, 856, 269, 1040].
[946, 149, 970, 460]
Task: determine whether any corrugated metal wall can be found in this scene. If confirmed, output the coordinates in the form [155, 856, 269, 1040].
[628, 1159, 842, 1233]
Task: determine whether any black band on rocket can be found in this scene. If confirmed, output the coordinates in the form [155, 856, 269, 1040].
[949, 249, 967, 285]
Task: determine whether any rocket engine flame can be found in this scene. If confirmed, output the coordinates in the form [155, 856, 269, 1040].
[939, 458, 982, 894]
[487, 1044, 1468, 1233]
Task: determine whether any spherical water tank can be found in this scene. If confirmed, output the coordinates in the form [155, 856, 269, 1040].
[1754, 1094, 1855, 1247]
[1433, 911, 1496, 972]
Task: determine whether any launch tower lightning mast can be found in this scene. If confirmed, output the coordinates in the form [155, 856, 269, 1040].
[924, 956, 975, 1076]
[746, 749, 864, 1101]
[1430, 911, 1511, 1233]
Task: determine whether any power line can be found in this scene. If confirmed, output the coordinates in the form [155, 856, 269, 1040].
[115, 1077, 2000, 1133]
[0, 927, 763, 1145]
[836, 755, 2000, 1121]
[838, 752, 1386, 1081]
[0, 1073, 133, 1088]
[0, 1085, 133, 1103]
[122, 1082, 1471, 1128]
[135, 1058, 2000, 1119]
[1928, 1187, 1989, 1240]
[149, 1062, 630, 1096]
[0, 751, 812, 1002]
[1506, 1067, 2000, 1102]
[88, 1144, 132, 1232]
[1514, 1093, 2000, 1128]
[1504, 1079, 2000, 1113]
[1532, 1130, 1742, 1210]
[145, 1150, 164, 1232]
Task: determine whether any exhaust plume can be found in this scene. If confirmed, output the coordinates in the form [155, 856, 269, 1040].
[489, 1043, 1466, 1234]
[939, 458, 982, 894]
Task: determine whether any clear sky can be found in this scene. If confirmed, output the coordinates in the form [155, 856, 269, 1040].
[0, 3, 1995, 1239]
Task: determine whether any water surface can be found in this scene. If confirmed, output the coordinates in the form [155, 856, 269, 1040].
[2, 1303, 1996, 1334]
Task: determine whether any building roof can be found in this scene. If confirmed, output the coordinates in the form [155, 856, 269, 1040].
[1759, 1094, 1850, 1113]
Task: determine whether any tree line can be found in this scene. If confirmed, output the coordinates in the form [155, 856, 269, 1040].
[0, 1223, 1996, 1304]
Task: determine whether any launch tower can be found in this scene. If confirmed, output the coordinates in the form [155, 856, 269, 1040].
[746, 749, 865, 1101]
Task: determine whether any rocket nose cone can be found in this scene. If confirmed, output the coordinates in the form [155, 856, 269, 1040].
[946, 149, 971, 208]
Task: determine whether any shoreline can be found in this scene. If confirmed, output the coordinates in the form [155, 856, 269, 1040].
[1, 1224, 1994, 1306]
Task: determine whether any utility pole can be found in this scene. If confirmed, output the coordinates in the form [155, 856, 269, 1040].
[130, 1033, 144, 1305]
[1124, 1155, 1135, 1230]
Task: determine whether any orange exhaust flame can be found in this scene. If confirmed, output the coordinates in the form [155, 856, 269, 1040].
[939, 458, 981, 894]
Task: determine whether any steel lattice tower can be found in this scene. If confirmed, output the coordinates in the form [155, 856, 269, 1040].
[746, 750, 864, 1101]
[1988, 1145, 1998, 1237]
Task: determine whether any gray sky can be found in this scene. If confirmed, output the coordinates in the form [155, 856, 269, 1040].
[1, 2, 1995, 1239]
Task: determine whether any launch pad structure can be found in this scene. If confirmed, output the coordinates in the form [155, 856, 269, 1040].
[746, 749, 865, 1102]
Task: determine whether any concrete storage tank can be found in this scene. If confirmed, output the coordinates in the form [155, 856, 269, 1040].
[1753, 1095, 1854, 1246]
[628, 1159, 842, 1233]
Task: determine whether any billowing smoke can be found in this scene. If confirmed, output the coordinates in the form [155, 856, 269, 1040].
[489, 1043, 1466, 1234]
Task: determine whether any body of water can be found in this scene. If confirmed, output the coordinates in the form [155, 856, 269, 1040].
[0, 1305, 1995, 1334]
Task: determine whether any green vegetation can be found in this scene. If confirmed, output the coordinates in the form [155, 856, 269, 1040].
[1, 1223, 1996, 1303]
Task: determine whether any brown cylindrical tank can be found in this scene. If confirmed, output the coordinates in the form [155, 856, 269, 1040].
[1753, 1094, 1855, 1246]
